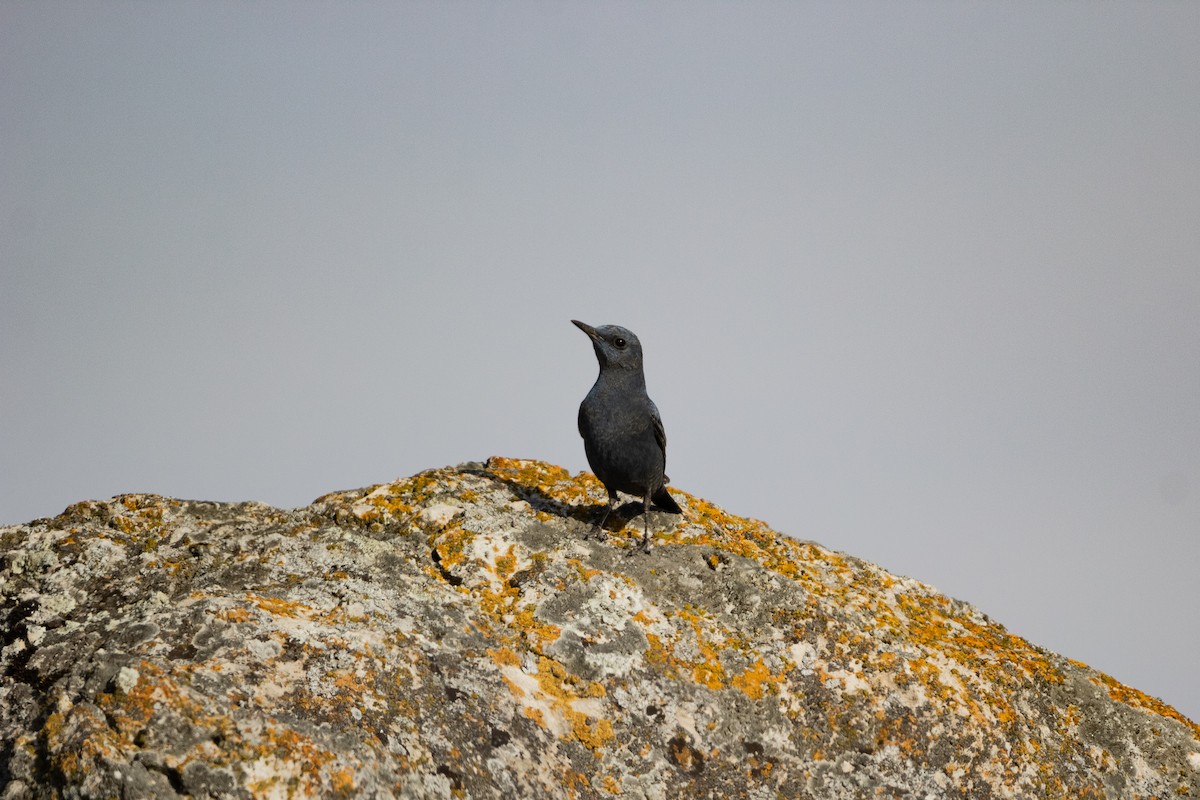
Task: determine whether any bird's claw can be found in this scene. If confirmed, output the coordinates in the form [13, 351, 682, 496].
[621, 528, 652, 555]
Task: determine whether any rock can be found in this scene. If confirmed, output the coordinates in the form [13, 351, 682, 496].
[0, 457, 1196, 799]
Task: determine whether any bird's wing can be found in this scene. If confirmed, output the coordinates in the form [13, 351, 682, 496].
[650, 401, 667, 455]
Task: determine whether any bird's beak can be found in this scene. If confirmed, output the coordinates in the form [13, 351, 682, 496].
[571, 320, 600, 341]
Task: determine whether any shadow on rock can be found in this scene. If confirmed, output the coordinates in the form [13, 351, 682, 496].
[461, 465, 650, 534]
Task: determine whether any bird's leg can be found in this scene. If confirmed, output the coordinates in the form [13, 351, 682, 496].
[589, 490, 619, 541]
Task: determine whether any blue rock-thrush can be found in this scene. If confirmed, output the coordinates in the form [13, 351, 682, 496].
[572, 320, 682, 552]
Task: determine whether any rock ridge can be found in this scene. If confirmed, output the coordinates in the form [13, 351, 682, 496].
[0, 457, 1196, 799]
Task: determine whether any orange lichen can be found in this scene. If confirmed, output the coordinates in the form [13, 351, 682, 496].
[676, 607, 730, 691]
[330, 666, 374, 696]
[1090, 672, 1200, 738]
[330, 767, 357, 796]
[489, 647, 521, 667]
[96, 661, 201, 736]
[533, 658, 617, 750]
[563, 769, 592, 799]
[460, 542, 563, 653]
[883, 590, 1069, 730]
[317, 605, 370, 625]
[574, 716, 614, 750]
[731, 658, 787, 700]
[246, 593, 312, 619]
[483, 458, 587, 505]
[328, 469, 463, 526]
[215, 607, 253, 624]
[431, 522, 476, 570]
[243, 725, 340, 795]
[643, 633, 677, 678]
[43, 705, 122, 782]
[494, 655, 618, 753]
[567, 558, 603, 582]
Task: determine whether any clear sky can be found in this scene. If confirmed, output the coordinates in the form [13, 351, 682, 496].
[3, 3, 1197, 722]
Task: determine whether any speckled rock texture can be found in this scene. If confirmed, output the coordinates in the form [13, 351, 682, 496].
[1, 458, 1197, 800]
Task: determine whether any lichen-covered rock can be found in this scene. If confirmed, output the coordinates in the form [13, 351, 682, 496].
[1, 457, 1196, 799]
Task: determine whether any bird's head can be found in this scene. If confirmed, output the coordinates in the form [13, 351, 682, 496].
[571, 320, 644, 371]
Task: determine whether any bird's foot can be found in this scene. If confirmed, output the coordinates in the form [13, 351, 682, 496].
[622, 534, 652, 556]
[585, 505, 612, 541]
[633, 517, 653, 554]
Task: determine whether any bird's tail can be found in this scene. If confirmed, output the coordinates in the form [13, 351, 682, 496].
[651, 485, 682, 514]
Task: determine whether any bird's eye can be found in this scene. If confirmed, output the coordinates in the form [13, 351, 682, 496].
[614, 337, 627, 348]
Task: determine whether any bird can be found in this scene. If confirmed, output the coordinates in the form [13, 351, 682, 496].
[572, 320, 682, 552]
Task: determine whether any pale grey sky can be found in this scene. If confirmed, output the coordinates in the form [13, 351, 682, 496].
[2, 3, 1198, 722]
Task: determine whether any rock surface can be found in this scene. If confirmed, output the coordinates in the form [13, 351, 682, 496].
[1, 457, 1197, 799]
